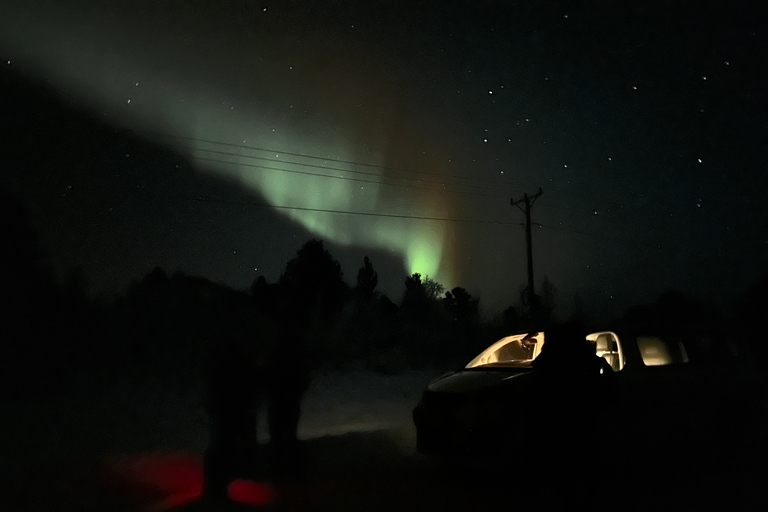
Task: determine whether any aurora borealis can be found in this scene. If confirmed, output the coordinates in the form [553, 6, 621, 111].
[2, 1, 767, 317]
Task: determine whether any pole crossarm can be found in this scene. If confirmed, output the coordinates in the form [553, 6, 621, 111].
[510, 186, 543, 208]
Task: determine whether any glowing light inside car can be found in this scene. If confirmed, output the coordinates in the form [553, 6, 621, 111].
[466, 332, 544, 368]
[636, 336, 689, 366]
[639, 340, 671, 365]
[467, 331, 626, 371]
[587, 331, 625, 371]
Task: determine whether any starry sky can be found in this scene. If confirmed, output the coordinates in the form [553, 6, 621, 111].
[1, 0, 767, 319]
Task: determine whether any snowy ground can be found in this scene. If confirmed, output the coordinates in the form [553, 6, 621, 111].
[1, 365, 437, 511]
[4, 365, 768, 511]
[296, 366, 433, 440]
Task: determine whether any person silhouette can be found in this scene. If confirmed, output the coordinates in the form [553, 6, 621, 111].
[202, 333, 262, 501]
[263, 328, 312, 479]
[532, 322, 614, 467]
[532, 322, 613, 376]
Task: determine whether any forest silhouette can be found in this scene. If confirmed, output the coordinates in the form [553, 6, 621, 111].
[2, 189, 767, 402]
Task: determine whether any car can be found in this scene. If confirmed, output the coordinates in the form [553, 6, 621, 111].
[412, 326, 753, 460]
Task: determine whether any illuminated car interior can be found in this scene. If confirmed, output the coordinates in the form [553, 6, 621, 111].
[636, 336, 689, 366]
[587, 331, 626, 371]
[465, 332, 544, 368]
[466, 331, 626, 371]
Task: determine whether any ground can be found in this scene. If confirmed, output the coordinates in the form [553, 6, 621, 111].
[3, 365, 767, 511]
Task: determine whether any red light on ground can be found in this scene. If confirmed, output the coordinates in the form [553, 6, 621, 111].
[228, 479, 275, 506]
[103, 452, 274, 509]
[104, 453, 203, 509]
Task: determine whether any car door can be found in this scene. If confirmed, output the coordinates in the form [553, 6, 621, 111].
[610, 334, 718, 456]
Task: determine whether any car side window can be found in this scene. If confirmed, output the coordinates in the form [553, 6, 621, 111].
[637, 336, 690, 366]
[588, 331, 625, 371]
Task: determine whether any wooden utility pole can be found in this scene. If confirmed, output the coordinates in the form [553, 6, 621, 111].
[511, 187, 543, 310]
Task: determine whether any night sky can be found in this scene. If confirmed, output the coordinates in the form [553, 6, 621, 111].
[2, 0, 767, 319]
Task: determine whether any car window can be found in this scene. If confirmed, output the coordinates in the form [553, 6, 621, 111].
[465, 332, 543, 368]
[587, 331, 625, 371]
[637, 336, 690, 366]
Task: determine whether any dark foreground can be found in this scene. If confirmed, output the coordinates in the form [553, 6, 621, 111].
[3, 370, 767, 511]
[17, 427, 767, 512]
[172, 427, 768, 512]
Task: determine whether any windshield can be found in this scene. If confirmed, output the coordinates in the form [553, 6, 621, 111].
[466, 332, 544, 368]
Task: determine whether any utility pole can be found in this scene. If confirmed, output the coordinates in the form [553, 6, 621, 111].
[511, 187, 543, 312]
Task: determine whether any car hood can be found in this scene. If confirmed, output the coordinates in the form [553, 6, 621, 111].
[427, 368, 533, 394]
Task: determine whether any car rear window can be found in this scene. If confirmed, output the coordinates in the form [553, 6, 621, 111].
[637, 336, 690, 366]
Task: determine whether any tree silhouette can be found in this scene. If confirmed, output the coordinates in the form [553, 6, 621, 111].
[500, 305, 521, 333]
[398, 273, 456, 365]
[443, 287, 478, 326]
[278, 239, 349, 331]
[402, 273, 428, 313]
[519, 276, 557, 329]
[355, 256, 378, 300]
[0, 191, 105, 397]
[440, 286, 483, 362]
[423, 276, 445, 300]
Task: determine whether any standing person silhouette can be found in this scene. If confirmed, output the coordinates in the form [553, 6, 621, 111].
[530, 321, 615, 506]
[532, 321, 614, 431]
[264, 319, 312, 479]
[202, 333, 262, 501]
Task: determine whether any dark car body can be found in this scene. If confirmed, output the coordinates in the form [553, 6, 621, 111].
[413, 328, 755, 459]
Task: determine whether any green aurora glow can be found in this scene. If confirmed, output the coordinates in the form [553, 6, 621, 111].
[0, 2, 460, 289]
[187, 133, 450, 283]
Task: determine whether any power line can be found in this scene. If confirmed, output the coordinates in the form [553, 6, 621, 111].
[141, 132, 679, 242]
[266, 203, 521, 225]
[149, 132, 415, 171]
[188, 163, 664, 241]
[185, 141, 659, 223]
[153, 131, 663, 225]
[146, 131, 528, 195]
[149, 131, 688, 232]
[191, 155, 509, 199]
[186, 188, 651, 245]
[195, 194, 522, 225]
